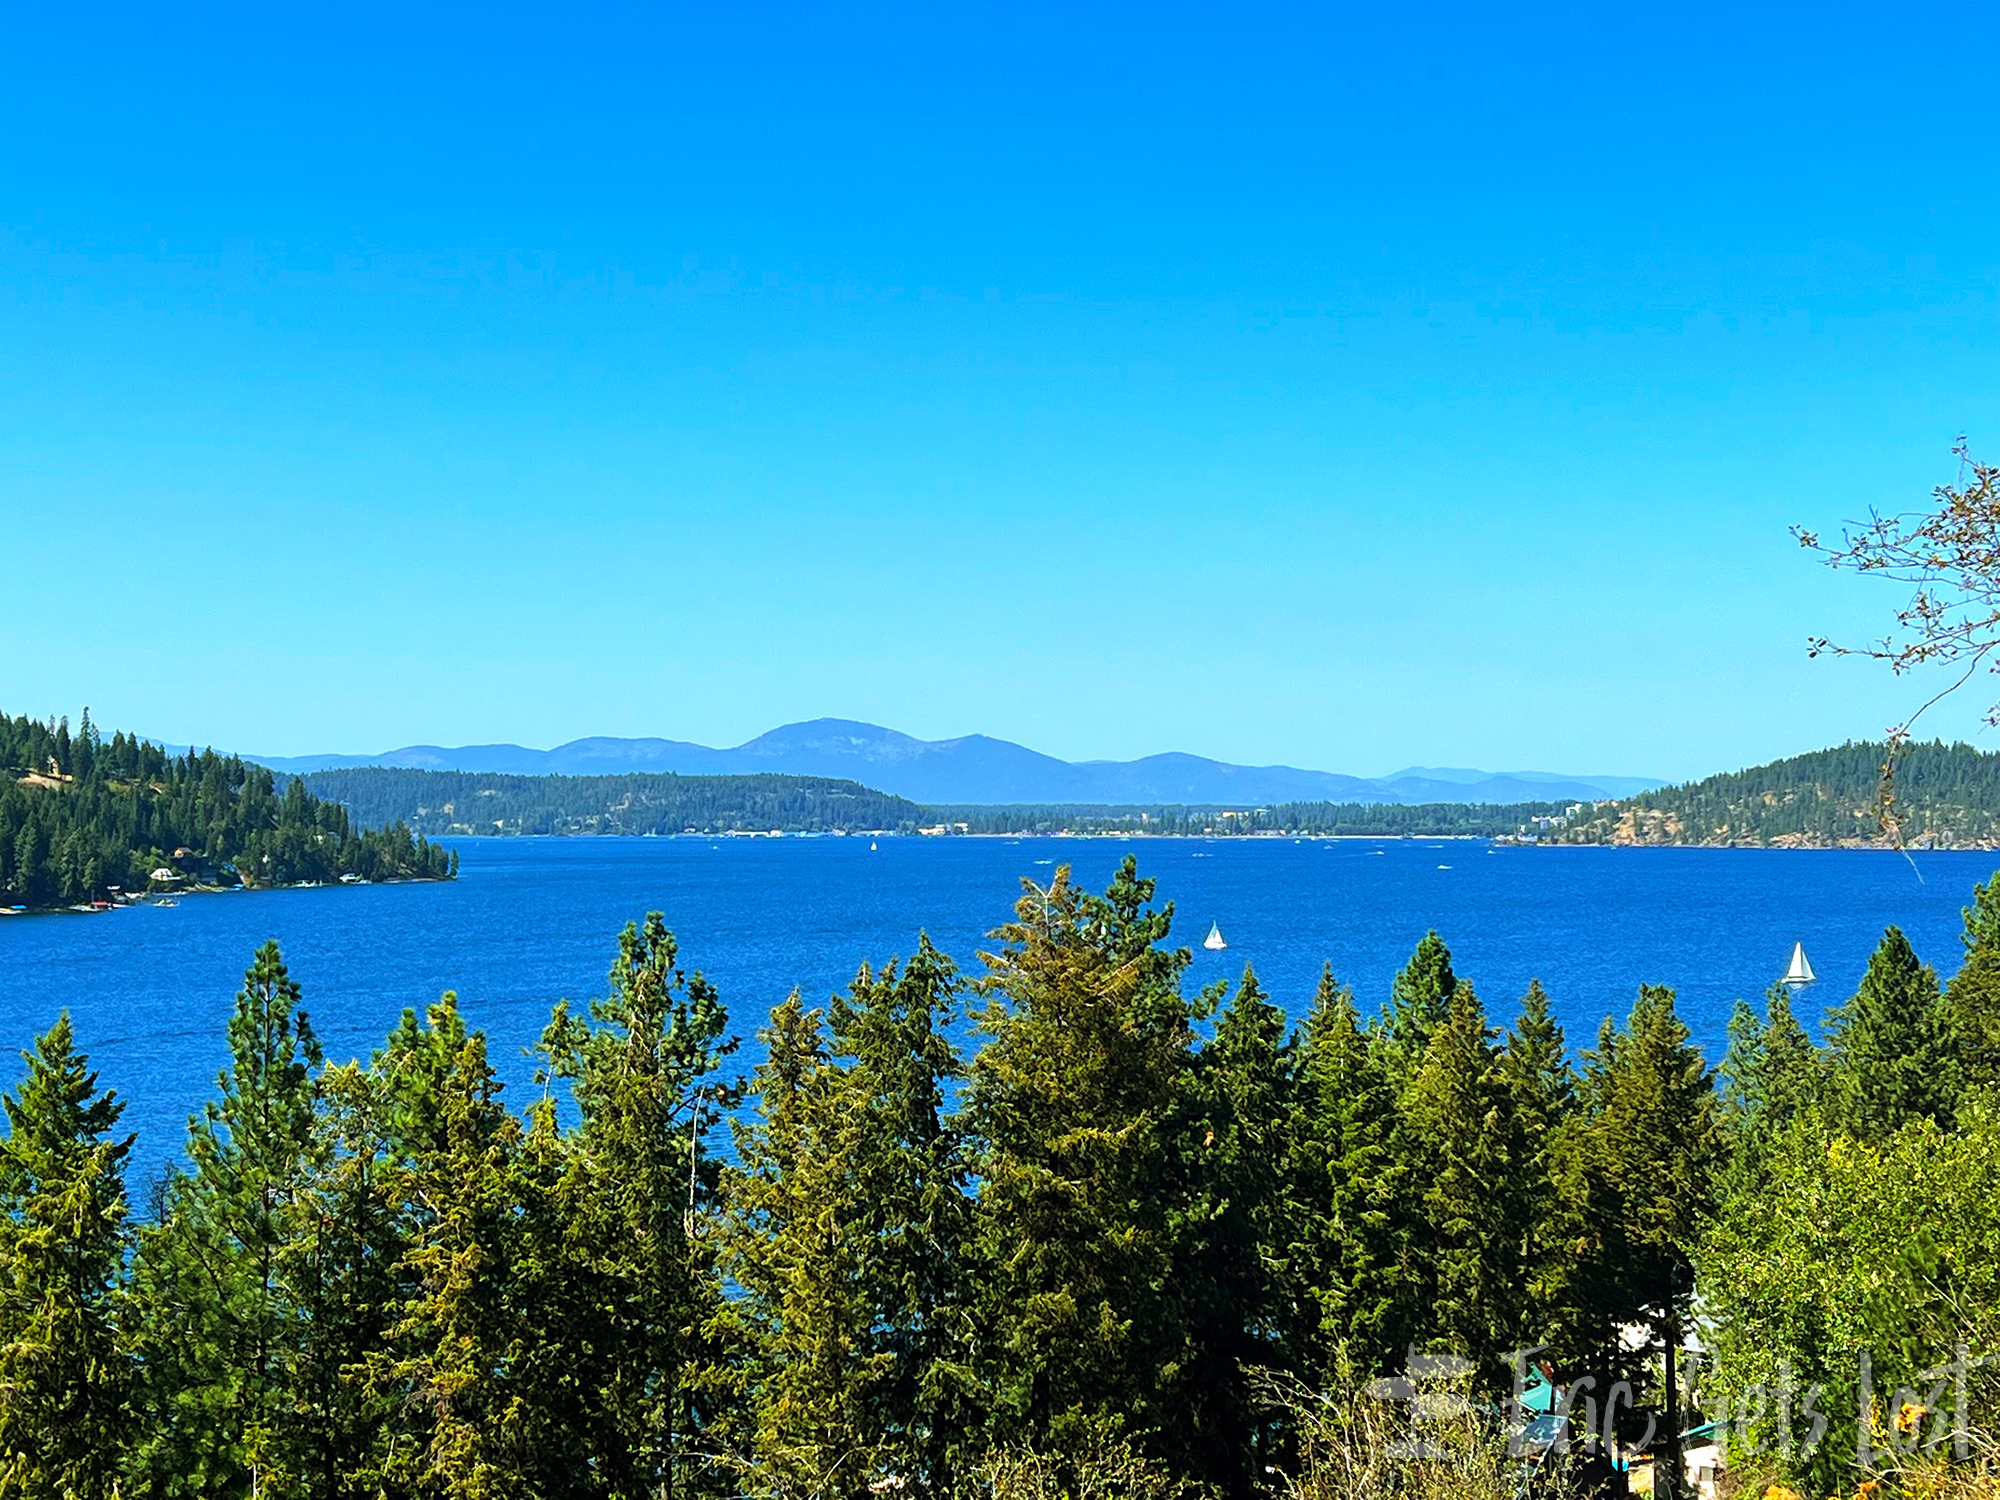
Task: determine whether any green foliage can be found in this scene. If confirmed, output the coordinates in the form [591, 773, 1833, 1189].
[1700, 1102, 2000, 1496]
[0, 708, 453, 910]
[127, 940, 325, 1497]
[1717, 983, 1825, 1201]
[1567, 984, 1719, 1485]
[1945, 871, 2000, 1089]
[304, 766, 925, 837]
[1282, 966, 1410, 1382]
[1400, 983, 1527, 1385]
[1176, 967, 1293, 1494]
[1827, 926, 1958, 1140]
[1498, 980, 1584, 1364]
[719, 944, 973, 1496]
[11, 857, 2000, 1498]
[965, 855, 1199, 1461]
[1381, 931, 1457, 1085]
[1553, 738, 2000, 847]
[0, 1015, 134, 1496]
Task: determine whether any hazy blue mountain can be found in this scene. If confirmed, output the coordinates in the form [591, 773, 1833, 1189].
[250, 718, 1663, 807]
[1384, 766, 1663, 799]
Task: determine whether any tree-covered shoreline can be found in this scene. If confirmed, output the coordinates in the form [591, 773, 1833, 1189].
[297, 741, 2000, 849]
[3, 855, 1996, 1497]
[1551, 739, 2000, 848]
[0, 710, 456, 911]
[300, 764, 1569, 839]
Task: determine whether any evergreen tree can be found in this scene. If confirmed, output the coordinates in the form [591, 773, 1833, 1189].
[1400, 982, 1526, 1383]
[966, 856, 1198, 1464]
[287, 1059, 408, 1498]
[1573, 986, 1718, 1500]
[824, 938, 974, 1488]
[1282, 965, 1409, 1382]
[1827, 925, 1956, 1140]
[1499, 980, 1581, 1353]
[1944, 870, 2000, 1089]
[371, 998, 531, 1497]
[720, 993, 880, 1495]
[128, 941, 323, 1498]
[1173, 965, 1290, 1496]
[1381, 931, 1457, 1085]
[0, 1014, 134, 1496]
[1716, 982, 1825, 1200]
[546, 912, 737, 1496]
[721, 945, 969, 1495]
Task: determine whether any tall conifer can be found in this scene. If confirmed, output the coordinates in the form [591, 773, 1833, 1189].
[288, 1060, 406, 1497]
[1499, 980, 1580, 1354]
[1827, 925, 1956, 1140]
[826, 937, 974, 1486]
[0, 1014, 134, 1496]
[1382, 931, 1458, 1085]
[128, 940, 323, 1497]
[1716, 982, 1824, 1200]
[372, 998, 531, 1496]
[721, 994, 881, 1494]
[1282, 964, 1408, 1381]
[1945, 872, 2000, 1089]
[1574, 986, 1718, 1499]
[1401, 982, 1525, 1382]
[1175, 966, 1290, 1495]
[966, 856, 1197, 1464]
[553, 913, 737, 1495]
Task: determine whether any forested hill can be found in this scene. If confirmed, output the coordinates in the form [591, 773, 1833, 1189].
[1551, 740, 2000, 847]
[301, 766, 926, 835]
[302, 765, 1566, 837]
[1, 711, 455, 910]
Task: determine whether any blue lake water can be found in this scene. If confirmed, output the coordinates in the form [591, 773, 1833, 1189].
[3, 835, 1996, 1182]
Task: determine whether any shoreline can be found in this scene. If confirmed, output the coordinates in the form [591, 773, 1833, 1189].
[0, 873, 454, 920]
[419, 830, 1998, 852]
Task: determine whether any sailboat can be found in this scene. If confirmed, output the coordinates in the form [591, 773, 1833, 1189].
[1204, 922, 1228, 951]
[1781, 942, 1816, 988]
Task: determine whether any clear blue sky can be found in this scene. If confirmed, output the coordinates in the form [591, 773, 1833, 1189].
[7, 1, 1999, 781]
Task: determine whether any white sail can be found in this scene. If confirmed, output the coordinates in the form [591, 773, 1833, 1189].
[1204, 922, 1228, 951]
[1782, 942, 1815, 986]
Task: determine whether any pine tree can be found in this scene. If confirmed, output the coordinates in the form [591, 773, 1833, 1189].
[1574, 986, 1718, 1500]
[128, 940, 324, 1498]
[1499, 980, 1580, 1354]
[1400, 981, 1526, 1383]
[1827, 926, 1956, 1140]
[550, 912, 736, 1496]
[1944, 871, 2000, 1089]
[966, 856, 1198, 1462]
[1382, 931, 1458, 1085]
[720, 993, 881, 1495]
[372, 1000, 531, 1497]
[287, 1059, 409, 1498]
[1173, 965, 1290, 1495]
[1282, 964, 1409, 1381]
[1716, 983, 1825, 1200]
[825, 937, 974, 1487]
[0, 1014, 134, 1497]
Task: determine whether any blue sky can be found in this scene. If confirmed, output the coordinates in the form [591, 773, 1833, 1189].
[7, 1, 1999, 781]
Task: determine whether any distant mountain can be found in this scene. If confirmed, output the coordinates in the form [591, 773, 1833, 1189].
[1384, 766, 1665, 799]
[252, 718, 1662, 807]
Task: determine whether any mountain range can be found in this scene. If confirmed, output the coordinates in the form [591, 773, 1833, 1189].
[246, 720, 1662, 807]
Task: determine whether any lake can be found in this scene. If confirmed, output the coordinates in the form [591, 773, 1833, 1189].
[3, 835, 1994, 1181]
